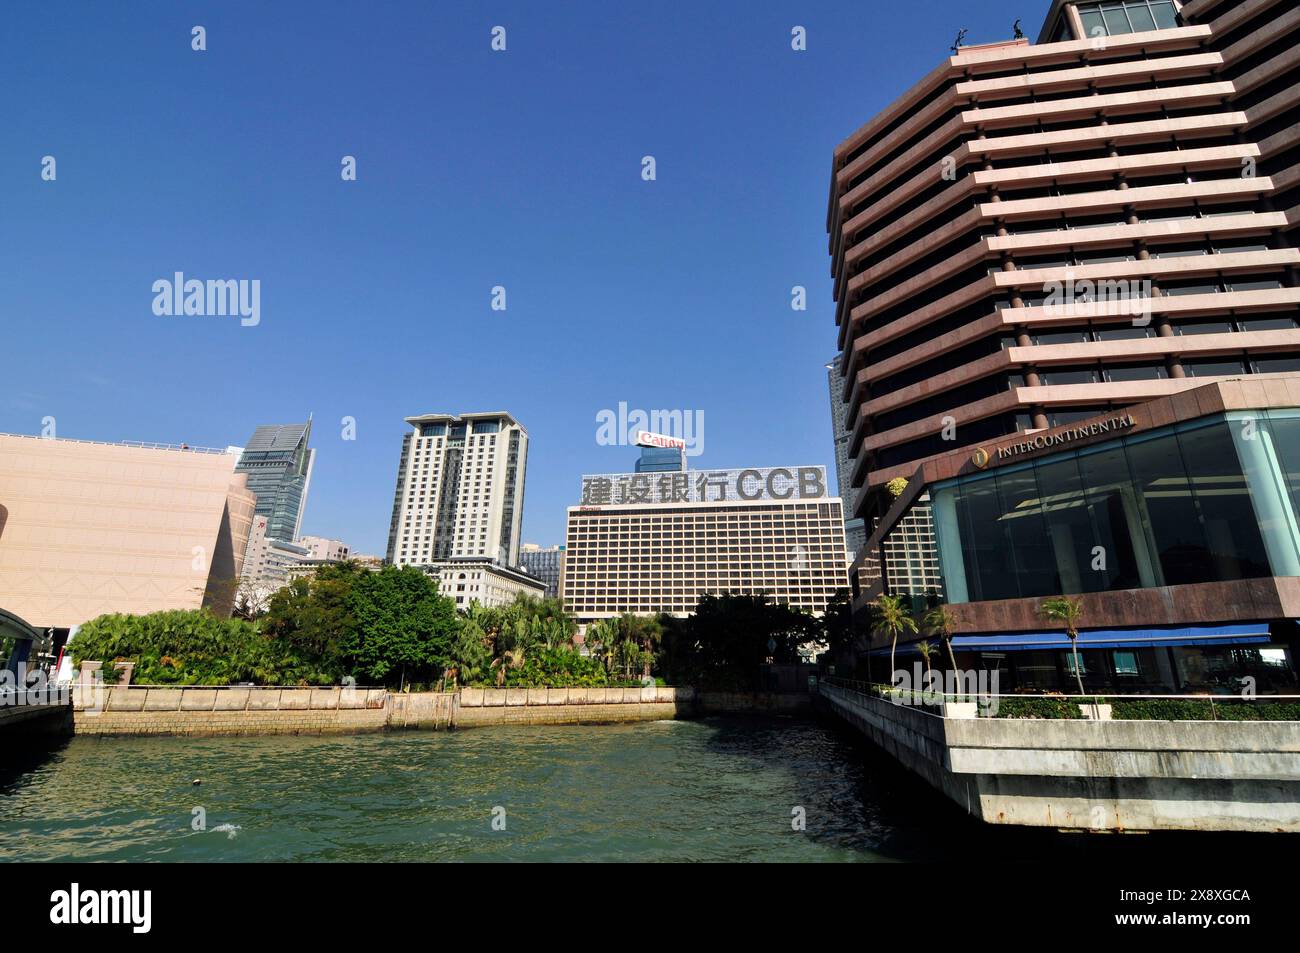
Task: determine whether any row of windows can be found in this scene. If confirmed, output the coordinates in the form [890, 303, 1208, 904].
[1034, 354, 1300, 385]
[1076, 1, 1179, 39]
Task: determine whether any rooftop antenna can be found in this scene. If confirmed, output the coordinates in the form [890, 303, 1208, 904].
[951, 28, 968, 55]
[1013, 19, 1025, 39]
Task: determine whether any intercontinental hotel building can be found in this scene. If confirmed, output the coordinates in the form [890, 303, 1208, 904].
[829, 0, 1300, 691]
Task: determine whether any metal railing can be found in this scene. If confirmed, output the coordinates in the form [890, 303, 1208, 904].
[821, 676, 1300, 720]
[0, 432, 229, 454]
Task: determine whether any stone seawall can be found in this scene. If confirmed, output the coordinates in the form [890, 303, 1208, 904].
[820, 681, 1300, 833]
[73, 686, 393, 736]
[71, 685, 698, 736]
[456, 686, 688, 727]
[698, 691, 812, 714]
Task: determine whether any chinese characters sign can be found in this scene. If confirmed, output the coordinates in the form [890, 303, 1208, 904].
[578, 467, 828, 506]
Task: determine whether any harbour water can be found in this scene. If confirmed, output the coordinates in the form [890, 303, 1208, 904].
[0, 715, 1266, 862]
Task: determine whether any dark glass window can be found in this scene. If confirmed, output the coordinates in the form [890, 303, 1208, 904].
[1077, 1, 1177, 36]
[953, 477, 1020, 602]
[1106, 364, 1167, 382]
[1254, 357, 1300, 374]
[1075, 445, 1147, 591]
[996, 468, 1058, 597]
[1185, 359, 1248, 377]
[1041, 367, 1101, 385]
[1176, 422, 1270, 581]
[1239, 317, 1298, 332]
[1036, 454, 1113, 593]
[1124, 432, 1211, 586]
[1094, 325, 1153, 341]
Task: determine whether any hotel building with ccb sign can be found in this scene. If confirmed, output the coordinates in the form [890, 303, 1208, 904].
[561, 465, 849, 622]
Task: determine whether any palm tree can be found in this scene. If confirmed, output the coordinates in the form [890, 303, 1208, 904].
[915, 640, 935, 697]
[874, 594, 918, 690]
[921, 604, 960, 691]
[1040, 596, 1086, 696]
[916, 639, 934, 673]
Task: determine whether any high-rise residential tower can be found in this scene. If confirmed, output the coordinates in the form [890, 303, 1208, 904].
[234, 420, 316, 542]
[386, 412, 529, 568]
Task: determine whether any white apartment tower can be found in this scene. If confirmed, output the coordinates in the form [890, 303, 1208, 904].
[386, 412, 528, 568]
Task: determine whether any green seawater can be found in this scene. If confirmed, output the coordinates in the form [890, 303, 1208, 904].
[0, 715, 1265, 862]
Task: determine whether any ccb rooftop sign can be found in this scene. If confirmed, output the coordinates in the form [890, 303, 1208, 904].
[579, 466, 828, 506]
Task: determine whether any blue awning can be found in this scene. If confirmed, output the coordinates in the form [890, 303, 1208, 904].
[874, 622, 1273, 655]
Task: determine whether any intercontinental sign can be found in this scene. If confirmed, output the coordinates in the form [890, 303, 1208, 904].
[579, 466, 828, 506]
[978, 413, 1137, 466]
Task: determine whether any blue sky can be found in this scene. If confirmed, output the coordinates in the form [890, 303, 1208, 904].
[2, 0, 1028, 554]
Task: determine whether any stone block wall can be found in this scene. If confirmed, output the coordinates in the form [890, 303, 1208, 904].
[69, 685, 699, 735]
[73, 686, 391, 736]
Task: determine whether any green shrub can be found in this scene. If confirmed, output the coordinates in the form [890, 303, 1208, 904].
[1111, 699, 1300, 721]
[992, 696, 1083, 719]
[502, 647, 613, 688]
[71, 610, 333, 686]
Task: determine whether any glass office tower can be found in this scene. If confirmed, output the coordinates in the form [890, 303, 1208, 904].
[234, 420, 316, 542]
[635, 446, 684, 473]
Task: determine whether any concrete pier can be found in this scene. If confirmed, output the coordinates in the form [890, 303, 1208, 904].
[820, 681, 1300, 833]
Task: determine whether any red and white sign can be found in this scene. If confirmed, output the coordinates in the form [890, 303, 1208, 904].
[634, 430, 686, 450]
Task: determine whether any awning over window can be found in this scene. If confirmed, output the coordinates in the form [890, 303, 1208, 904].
[953, 623, 1272, 652]
[875, 623, 1273, 655]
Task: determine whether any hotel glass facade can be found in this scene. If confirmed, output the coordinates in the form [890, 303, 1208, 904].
[931, 410, 1300, 603]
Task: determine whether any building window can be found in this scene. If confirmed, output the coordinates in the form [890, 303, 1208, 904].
[931, 416, 1275, 604]
[1113, 651, 1140, 676]
[1076, 1, 1179, 39]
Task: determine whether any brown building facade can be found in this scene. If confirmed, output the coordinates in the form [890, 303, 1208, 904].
[829, 0, 1300, 525]
[828, 1, 1300, 691]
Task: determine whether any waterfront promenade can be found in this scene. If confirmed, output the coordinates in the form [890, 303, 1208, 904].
[819, 680, 1300, 833]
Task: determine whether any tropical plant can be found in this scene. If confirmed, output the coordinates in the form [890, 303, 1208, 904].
[915, 639, 935, 677]
[921, 604, 960, 687]
[70, 610, 325, 685]
[449, 620, 492, 685]
[1040, 595, 1086, 696]
[873, 594, 918, 688]
[656, 593, 822, 690]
